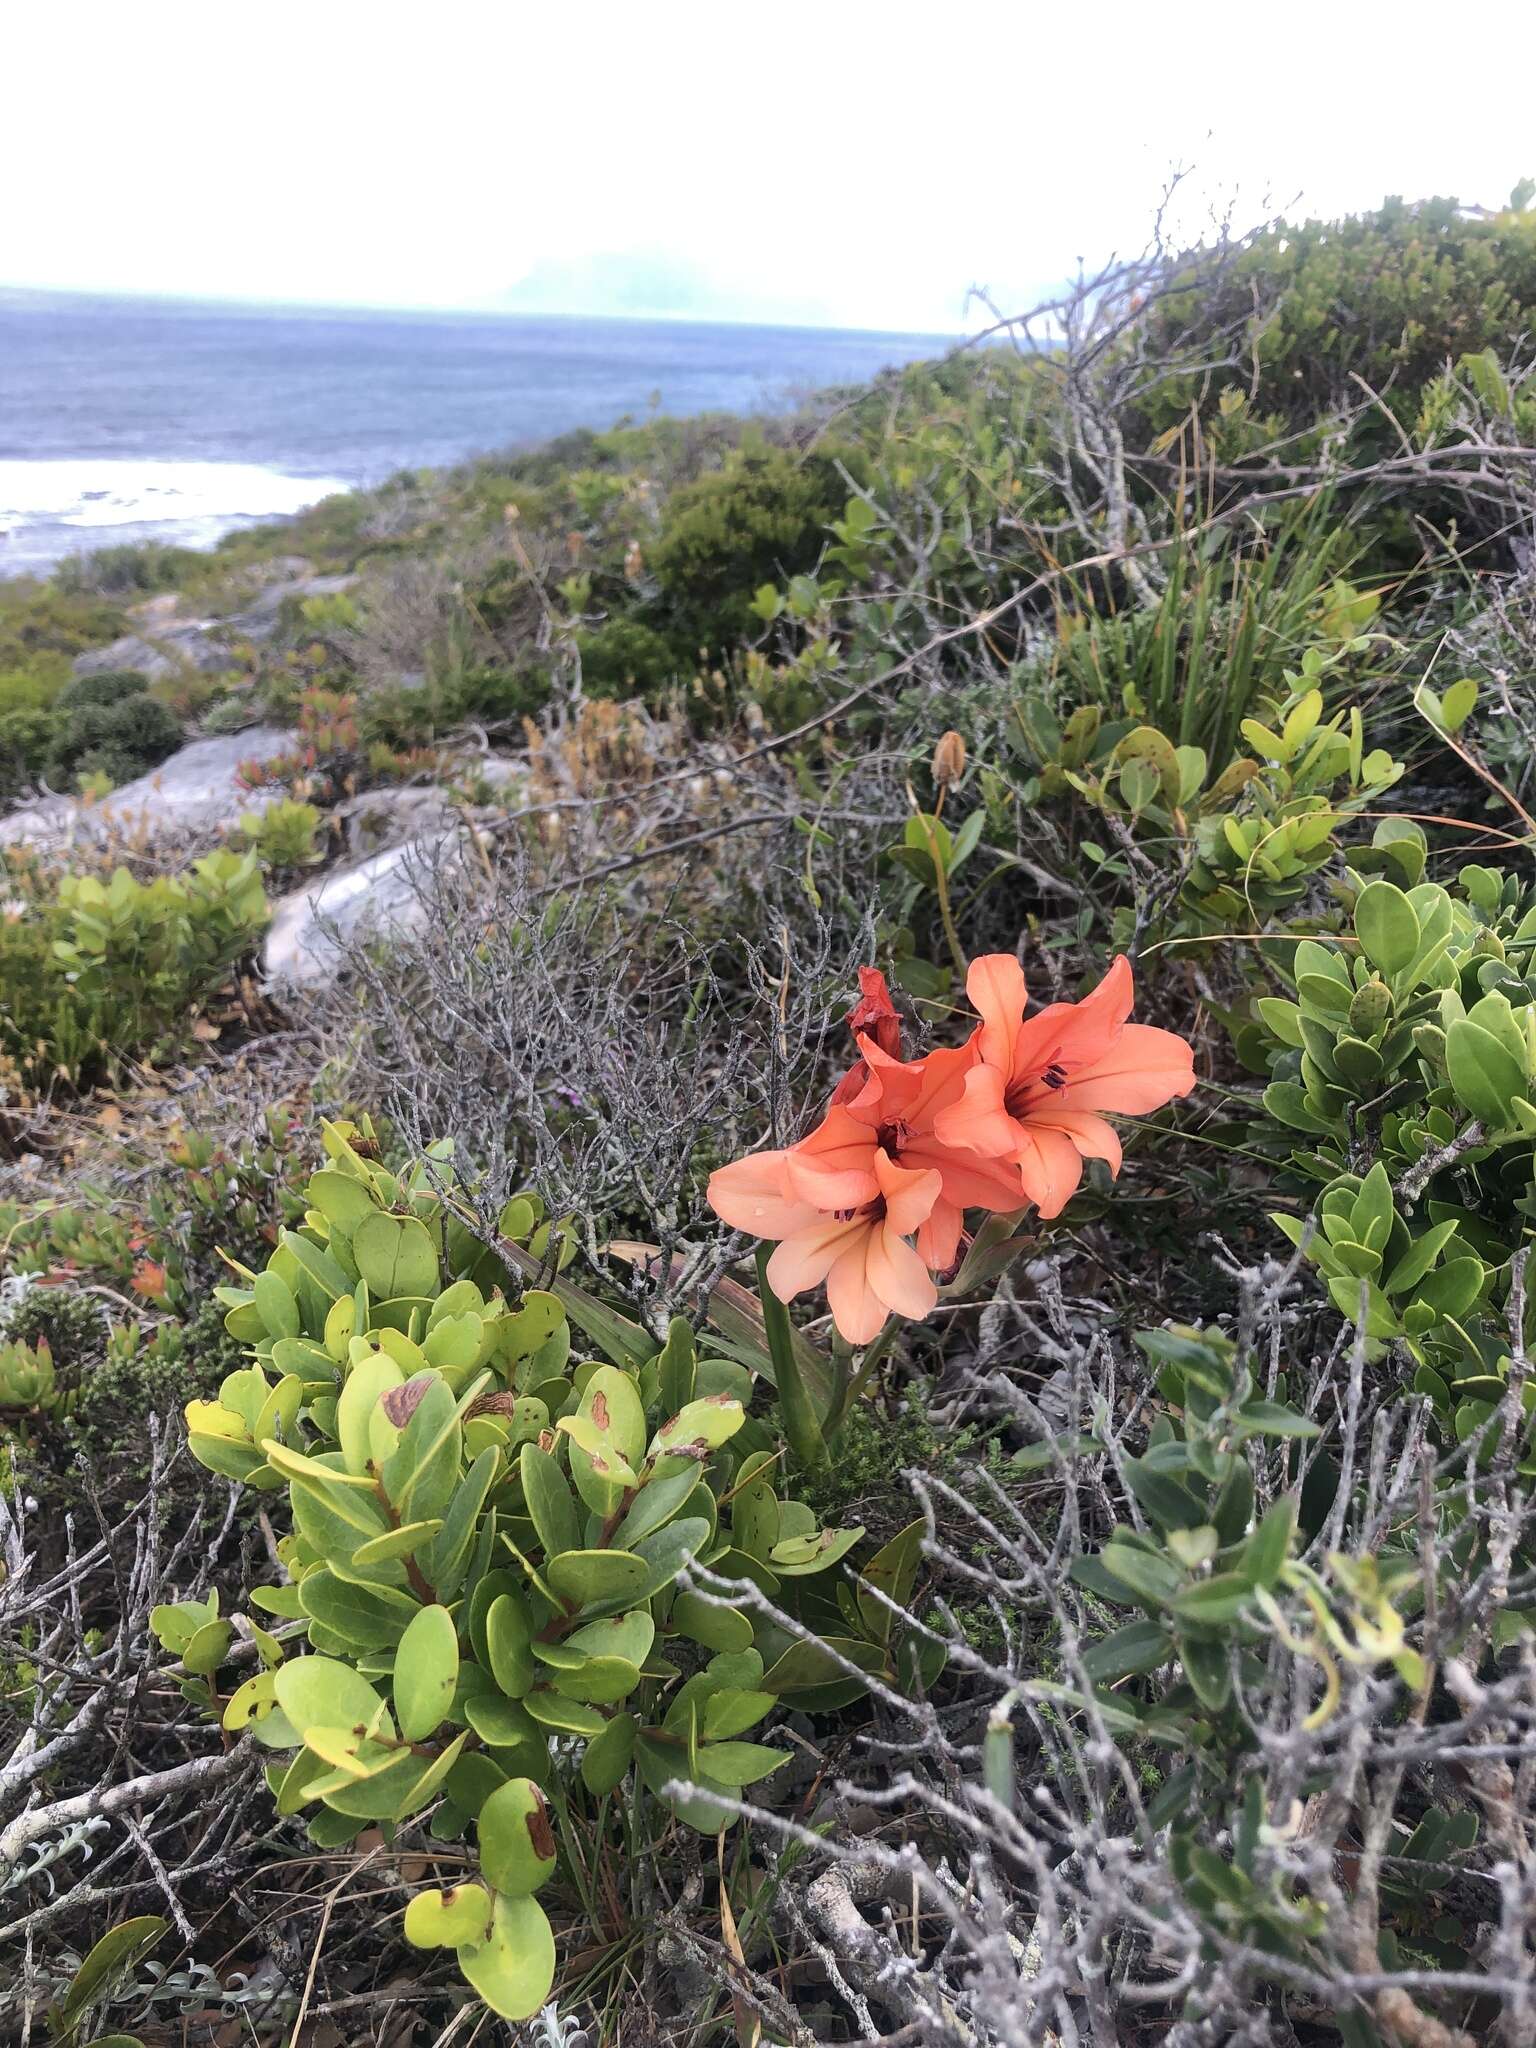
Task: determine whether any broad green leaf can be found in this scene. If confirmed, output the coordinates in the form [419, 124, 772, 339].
[522, 1687, 607, 1735]
[403, 1883, 493, 1949]
[1079, 1619, 1172, 1683]
[1169, 1573, 1254, 1625]
[577, 1365, 647, 1466]
[613, 1465, 703, 1550]
[279, 1230, 354, 1305]
[353, 1212, 439, 1300]
[545, 1549, 651, 1611]
[1180, 1631, 1233, 1709]
[671, 1590, 753, 1652]
[275, 1656, 392, 1742]
[626, 1516, 713, 1603]
[352, 1518, 443, 1565]
[59, 1917, 169, 2029]
[181, 1619, 233, 1676]
[459, 1893, 556, 2021]
[854, 1519, 925, 1641]
[650, 1394, 747, 1463]
[254, 1269, 300, 1341]
[520, 1442, 580, 1559]
[486, 1593, 534, 1698]
[428, 1446, 500, 1601]
[308, 1169, 381, 1233]
[1445, 1019, 1525, 1127]
[1384, 1221, 1461, 1294]
[1354, 881, 1420, 976]
[550, 1655, 640, 1704]
[382, 1375, 461, 1523]
[393, 1604, 460, 1741]
[1241, 1498, 1295, 1591]
[477, 1777, 559, 1897]
[298, 1570, 416, 1649]
[463, 1691, 540, 1748]
[565, 1609, 656, 1667]
[692, 1740, 789, 1787]
[1100, 1542, 1182, 1606]
[701, 1688, 775, 1740]
[580, 1709, 638, 1794]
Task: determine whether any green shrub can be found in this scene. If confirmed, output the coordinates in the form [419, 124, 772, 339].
[0, 706, 65, 802]
[1246, 861, 1536, 1443]
[239, 799, 324, 874]
[55, 542, 205, 598]
[41, 670, 184, 788]
[56, 667, 153, 714]
[649, 443, 853, 650]
[1147, 192, 1536, 428]
[176, 1122, 893, 2022]
[576, 618, 679, 704]
[1012, 658, 1404, 942]
[448, 659, 555, 728]
[0, 850, 269, 1102]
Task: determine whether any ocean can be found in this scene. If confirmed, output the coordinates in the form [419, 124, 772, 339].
[0, 291, 952, 577]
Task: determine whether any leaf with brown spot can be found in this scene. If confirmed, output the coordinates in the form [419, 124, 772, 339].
[380, 1375, 433, 1428]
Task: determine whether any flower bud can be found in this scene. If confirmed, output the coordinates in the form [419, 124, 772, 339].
[1412, 1022, 1448, 1072]
[1348, 978, 1393, 1039]
[932, 730, 967, 788]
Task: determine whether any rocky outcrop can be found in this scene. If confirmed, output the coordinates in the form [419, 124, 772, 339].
[262, 833, 458, 987]
[69, 571, 358, 684]
[0, 728, 295, 850]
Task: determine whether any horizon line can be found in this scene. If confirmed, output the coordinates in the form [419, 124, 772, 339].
[0, 279, 965, 343]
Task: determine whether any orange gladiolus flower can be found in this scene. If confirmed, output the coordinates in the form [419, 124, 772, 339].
[708, 1142, 944, 1344]
[934, 953, 1196, 1218]
[793, 1038, 1027, 1274]
[708, 952, 1195, 1343]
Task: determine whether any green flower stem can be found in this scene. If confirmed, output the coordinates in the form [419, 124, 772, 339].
[824, 1316, 899, 1441]
[756, 1246, 830, 1473]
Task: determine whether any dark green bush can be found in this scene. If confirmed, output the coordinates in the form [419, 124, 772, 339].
[576, 618, 680, 704]
[449, 658, 555, 727]
[56, 667, 153, 714]
[1148, 192, 1536, 426]
[358, 682, 441, 751]
[0, 851, 269, 1105]
[0, 706, 64, 802]
[55, 692, 184, 787]
[649, 443, 854, 650]
[55, 542, 205, 598]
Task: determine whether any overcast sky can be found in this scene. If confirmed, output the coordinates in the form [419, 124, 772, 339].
[6, 1, 1534, 333]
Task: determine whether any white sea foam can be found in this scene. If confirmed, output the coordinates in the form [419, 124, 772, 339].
[0, 458, 351, 533]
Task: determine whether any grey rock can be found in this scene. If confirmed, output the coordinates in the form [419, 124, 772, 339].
[0, 727, 296, 850]
[72, 633, 178, 683]
[262, 835, 455, 987]
[222, 571, 357, 641]
[71, 571, 359, 679]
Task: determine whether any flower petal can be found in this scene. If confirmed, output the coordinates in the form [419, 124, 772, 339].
[1013, 1123, 1086, 1219]
[784, 1106, 881, 1209]
[1053, 954, 1135, 1068]
[824, 1241, 892, 1345]
[933, 1062, 1018, 1158]
[866, 1221, 939, 1324]
[872, 1149, 943, 1237]
[767, 1215, 864, 1300]
[964, 953, 1027, 1075]
[904, 1130, 1027, 1212]
[708, 1152, 820, 1238]
[1060, 1023, 1196, 1115]
[916, 1196, 963, 1276]
[1027, 1107, 1123, 1174]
